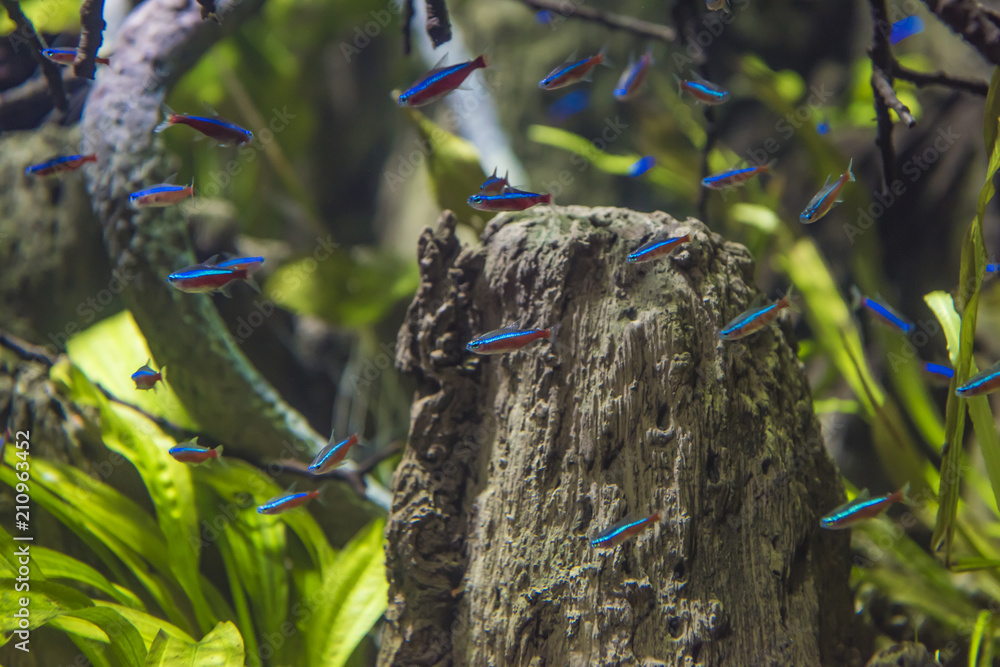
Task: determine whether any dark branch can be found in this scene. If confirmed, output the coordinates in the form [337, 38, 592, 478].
[196, 0, 220, 22]
[402, 0, 415, 55]
[892, 63, 988, 96]
[0, 0, 68, 112]
[919, 0, 1000, 67]
[869, 0, 905, 188]
[74, 0, 107, 80]
[872, 65, 915, 128]
[0, 331, 193, 439]
[269, 442, 403, 498]
[424, 0, 451, 47]
[515, 0, 676, 43]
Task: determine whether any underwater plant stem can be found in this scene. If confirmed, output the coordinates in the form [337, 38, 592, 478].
[0, 0, 68, 112]
[891, 63, 989, 96]
[74, 0, 106, 80]
[515, 0, 676, 43]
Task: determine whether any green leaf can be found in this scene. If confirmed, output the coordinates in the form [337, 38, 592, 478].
[970, 609, 993, 667]
[782, 238, 927, 489]
[935, 69, 1000, 555]
[265, 247, 418, 329]
[1, 446, 194, 633]
[0, 0, 82, 35]
[94, 602, 195, 649]
[144, 622, 245, 667]
[0, 579, 93, 634]
[64, 310, 198, 430]
[64, 607, 148, 666]
[727, 203, 781, 234]
[400, 107, 486, 219]
[925, 292, 963, 366]
[306, 519, 387, 667]
[527, 124, 699, 201]
[4, 545, 144, 608]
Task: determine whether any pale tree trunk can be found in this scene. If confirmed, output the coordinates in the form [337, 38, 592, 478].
[381, 207, 865, 666]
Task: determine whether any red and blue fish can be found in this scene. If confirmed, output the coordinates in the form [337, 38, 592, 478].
[800, 159, 854, 223]
[215, 256, 265, 273]
[397, 54, 488, 107]
[467, 188, 552, 212]
[539, 49, 606, 90]
[850, 287, 913, 334]
[129, 182, 194, 208]
[25, 154, 97, 177]
[678, 76, 730, 105]
[131, 361, 163, 390]
[42, 47, 110, 66]
[627, 233, 691, 264]
[167, 257, 254, 295]
[307, 433, 359, 474]
[467, 327, 551, 354]
[155, 105, 253, 146]
[591, 513, 660, 548]
[956, 360, 1000, 397]
[257, 490, 320, 515]
[702, 164, 770, 189]
[169, 439, 223, 464]
[613, 50, 653, 101]
[720, 289, 794, 340]
[820, 484, 909, 529]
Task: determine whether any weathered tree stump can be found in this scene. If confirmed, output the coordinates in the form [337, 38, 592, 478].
[382, 207, 862, 666]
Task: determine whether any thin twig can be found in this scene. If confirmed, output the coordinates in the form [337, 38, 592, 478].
[0, 331, 194, 439]
[919, 0, 1000, 67]
[892, 63, 988, 96]
[869, 0, 903, 188]
[424, 0, 451, 48]
[270, 441, 403, 498]
[515, 0, 676, 43]
[873, 64, 915, 128]
[402, 0, 414, 55]
[0, 0, 68, 112]
[74, 0, 107, 80]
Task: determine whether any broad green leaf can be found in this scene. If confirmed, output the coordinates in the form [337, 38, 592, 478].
[0, 579, 94, 634]
[984, 67, 1000, 160]
[727, 203, 780, 234]
[306, 519, 387, 667]
[813, 398, 860, 415]
[265, 248, 418, 329]
[144, 621, 244, 667]
[5, 546, 144, 608]
[64, 607, 148, 666]
[925, 291, 962, 366]
[400, 107, 486, 219]
[65, 310, 198, 430]
[94, 602, 195, 649]
[527, 124, 699, 200]
[1, 447, 194, 633]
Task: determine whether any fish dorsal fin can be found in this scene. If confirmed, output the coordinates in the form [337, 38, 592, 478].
[201, 101, 220, 117]
[821, 174, 832, 188]
[855, 488, 872, 500]
[205, 254, 220, 266]
[747, 293, 765, 309]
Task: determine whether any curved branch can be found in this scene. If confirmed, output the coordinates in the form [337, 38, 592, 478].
[424, 0, 451, 47]
[920, 0, 1000, 66]
[892, 63, 988, 96]
[74, 0, 106, 80]
[515, 0, 676, 43]
[0, 0, 68, 112]
[80, 0, 384, 520]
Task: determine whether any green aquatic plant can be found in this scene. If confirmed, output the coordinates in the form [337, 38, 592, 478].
[0, 360, 387, 666]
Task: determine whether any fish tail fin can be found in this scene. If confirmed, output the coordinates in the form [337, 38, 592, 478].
[544, 192, 554, 206]
[846, 157, 855, 182]
[474, 52, 488, 70]
[155, 103, 176, 133]
[781, 284, 799, 313]
[597, 46, 613, 69]
[218, 283, 234, 299]
[649, 512, 662, 522]
[215, 445, 229, 467]
[84, 154, 98, 164]
[849, 285, 864, 312]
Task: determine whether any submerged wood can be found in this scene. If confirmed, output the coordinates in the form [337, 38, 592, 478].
[382, 207, 863, 665]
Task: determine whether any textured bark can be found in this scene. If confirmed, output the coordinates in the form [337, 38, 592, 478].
[382, 207, 862, 666]
[79, 0, 384, 520]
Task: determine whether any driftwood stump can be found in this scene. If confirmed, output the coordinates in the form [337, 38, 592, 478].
[382, 207, 861, 666]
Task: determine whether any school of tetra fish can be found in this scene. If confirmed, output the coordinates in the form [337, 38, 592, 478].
[18, 11, 968, 536]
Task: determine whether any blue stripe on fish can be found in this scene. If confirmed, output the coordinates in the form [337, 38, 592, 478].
[923, 362, 954, 379]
